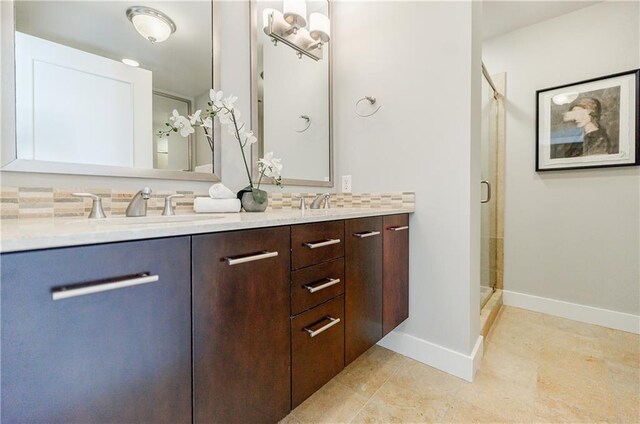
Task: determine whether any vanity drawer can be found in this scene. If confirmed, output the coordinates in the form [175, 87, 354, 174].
[291, 221, 345, 270]
[291, 295, 345, 408]
[291, 258, 344, 315]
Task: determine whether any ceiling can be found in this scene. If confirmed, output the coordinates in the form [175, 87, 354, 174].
[15, 1, 213, 99]
[482, 1, 601, 40]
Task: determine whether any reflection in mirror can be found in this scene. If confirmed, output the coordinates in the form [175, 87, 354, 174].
[12, 1, 218, 178]
[252, 0, 332, 187]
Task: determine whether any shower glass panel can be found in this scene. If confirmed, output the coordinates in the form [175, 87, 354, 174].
[480, 69, 498, 309]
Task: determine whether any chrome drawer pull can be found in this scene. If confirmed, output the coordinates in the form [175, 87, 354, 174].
[353, 231, 381, 238]
[304, 316, 341, 338]
[303, 278, 341, 293]
[51, 273, 159, 301]
[304, 239, 341, 249]
[388, 226, 409, 232]
[225, 251, 278, 265]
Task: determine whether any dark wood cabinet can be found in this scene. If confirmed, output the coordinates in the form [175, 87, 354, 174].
[1, 237, 192, 424]
[192, 227, 291, 424]
[291, 258, 344, 315]
[291, 221, 345, 270]
[291, 295, 345, 408]
[2, 213, 410, 423]
[383, 214, 410, 335]
[345, 217, 384, 365]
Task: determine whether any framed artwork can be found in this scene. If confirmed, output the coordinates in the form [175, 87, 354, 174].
[536, 69, 639, 171]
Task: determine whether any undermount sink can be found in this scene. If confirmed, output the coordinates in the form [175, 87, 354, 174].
[69, 215, 225, 225]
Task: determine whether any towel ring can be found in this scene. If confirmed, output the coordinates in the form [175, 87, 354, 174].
[355, 96, 382, 117]
[296, 115, 311, 133]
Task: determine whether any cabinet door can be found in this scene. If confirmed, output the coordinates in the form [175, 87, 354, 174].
[383, 214, 410, 335]
[345, 217, 383, 365]
[1, 237, 192, 424]
[291, 295, 344, 408]
[192, 227, 291, 424]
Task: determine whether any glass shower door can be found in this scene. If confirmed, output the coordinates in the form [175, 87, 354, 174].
[480, 70, 498, 309]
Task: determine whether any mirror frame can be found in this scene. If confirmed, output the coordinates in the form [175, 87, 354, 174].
[0, 0, 222, 182]
[249, 0, 334, 188]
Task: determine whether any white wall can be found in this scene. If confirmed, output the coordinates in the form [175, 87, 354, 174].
[483, 1, 640, 315]
[334, 1, 481, 357]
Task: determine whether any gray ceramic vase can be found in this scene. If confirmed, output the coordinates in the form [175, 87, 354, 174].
[240, 189, 268, 212]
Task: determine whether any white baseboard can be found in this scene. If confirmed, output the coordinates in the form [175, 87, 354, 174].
[503, 290, 640, 334]
[377, 332, 484, 382]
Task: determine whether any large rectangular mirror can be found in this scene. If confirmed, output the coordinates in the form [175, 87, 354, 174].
[2, 0, 221, 181]
[250, 0, 333, 187]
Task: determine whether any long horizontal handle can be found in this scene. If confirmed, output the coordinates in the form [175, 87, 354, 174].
[304, 316, 341, 338]
[225, 251, 278, 265]
[353, 231, 381, 238]
[303, 278, 341, 293]
[388, 226, 409, 232]
[52, 273, 158, 301]
[304, 239, 341, 249]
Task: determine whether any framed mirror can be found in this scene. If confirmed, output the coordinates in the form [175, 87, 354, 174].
[250, 0, 333, 187]
[1, 0, 221, 181]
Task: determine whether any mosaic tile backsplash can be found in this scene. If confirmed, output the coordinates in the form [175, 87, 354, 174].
[0, 187, 415, 219]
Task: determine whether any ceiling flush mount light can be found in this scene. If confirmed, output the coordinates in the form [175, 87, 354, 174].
[121, 58, 140, 67]
[126, 6, 176, 44]
[263, 0, 330, 61]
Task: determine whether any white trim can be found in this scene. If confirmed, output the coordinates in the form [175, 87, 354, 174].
[377, 332, 484, 382]
[503, 290, 640, 334]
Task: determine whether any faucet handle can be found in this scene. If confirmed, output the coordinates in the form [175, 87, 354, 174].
[162, 194, 184, 216]
[293, 195, 307, 211]
[72, 193, 107, 219]
[141, 187, 152, 199]
[323, 193, 332, 209]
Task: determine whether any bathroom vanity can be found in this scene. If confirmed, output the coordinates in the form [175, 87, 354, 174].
[1, 209, 410, 423]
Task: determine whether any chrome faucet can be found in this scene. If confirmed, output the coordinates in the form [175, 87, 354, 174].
[310, 193, 332, 209]
[126, 187, 152, 217]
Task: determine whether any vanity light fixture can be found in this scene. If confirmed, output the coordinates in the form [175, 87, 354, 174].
[263, 1, 330, 61]
[126, 6, 176, 44]
[121, 58, 140, 67]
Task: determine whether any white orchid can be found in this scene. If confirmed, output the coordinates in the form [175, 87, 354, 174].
[189, 110, 202, 125]
[159, 91, 284, 194]
[209, 90, 224, 108]
[241, 129, 257, 145]
[169, 109, 195, 137]
[222, 95, 238, 110]
[258, 152, 283, 186]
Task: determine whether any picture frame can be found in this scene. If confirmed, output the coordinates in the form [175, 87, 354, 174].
[536, 69, 639, 171]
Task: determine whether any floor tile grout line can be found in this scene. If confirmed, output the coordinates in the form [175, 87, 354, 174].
[345, 356, 409, 423]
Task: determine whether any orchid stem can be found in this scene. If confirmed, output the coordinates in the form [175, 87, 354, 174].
[230, 109, 253, 189]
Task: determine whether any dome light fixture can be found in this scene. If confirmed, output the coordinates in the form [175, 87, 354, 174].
[126, 6, 176, 44]
[121, 58, 140, 67]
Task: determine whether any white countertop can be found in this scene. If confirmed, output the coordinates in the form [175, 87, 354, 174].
[0, 207, 413, 253]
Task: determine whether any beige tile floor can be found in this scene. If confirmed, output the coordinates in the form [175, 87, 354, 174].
[283, 306, 640, 423]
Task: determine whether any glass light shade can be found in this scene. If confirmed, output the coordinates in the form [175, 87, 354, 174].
[131, 14, 172, 43]
[121, 58, 140, 67]
[309, 12, 330, 43]
[283, 0, 307, 28]
[127, 7, 176, 43]
[263, 8, 285, 34]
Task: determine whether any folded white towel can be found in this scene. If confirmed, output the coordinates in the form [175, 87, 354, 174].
[208, 183, 236, 199]
[193, 197, 241, 213]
